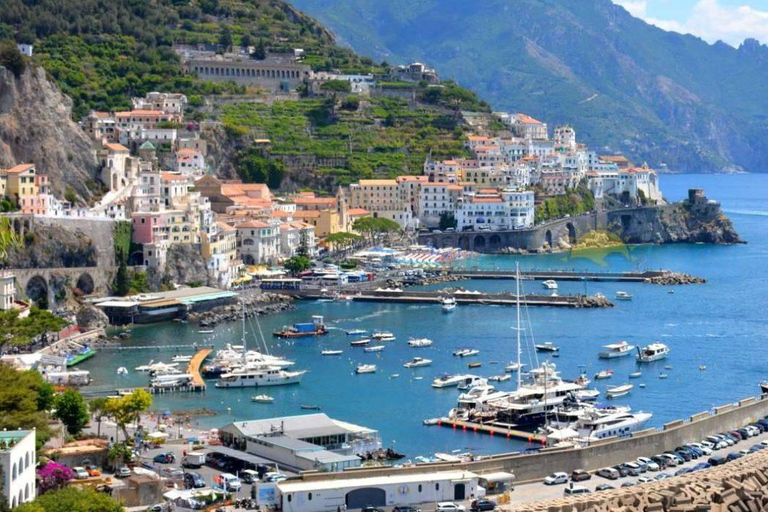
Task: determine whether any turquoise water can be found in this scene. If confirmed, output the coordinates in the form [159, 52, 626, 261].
[79, 174, 768, 459]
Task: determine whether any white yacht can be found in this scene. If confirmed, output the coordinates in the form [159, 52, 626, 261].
[594, 369, 614, 380]
[346, 329, 367, 336]
[432, 374, 477, 389]
[542, 280, 558, 290]
[404, 357, 432, 368]
[321, 349, 343, 356]
[457, 375, 486, 390]
[171, 354, 193, 363]
[615, 291, 633, 300]
[441, 297, 457, 312]
[364, 345, 385, 353]
[215, 367, 306, 388]
[606, 383, 633, 398]
[351, 338, 371, 346]
[598, 341, 635, 359]
[504, 362, 526, 373]
[448, 383, 510, 421]
[408, 338, 433, 347]
[116, 367, 128, 375]
[372, 331, 395, 340]
[151, 373, 192, 389]
[573, 388, 600, 401]
[453, 348, 480, 357]
[355, 364, 377, 374]
[564, 407, 652, 441]
[636, 343, 670, 363]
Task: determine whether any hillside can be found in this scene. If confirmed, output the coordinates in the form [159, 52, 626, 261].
[289, 0, 768, 174]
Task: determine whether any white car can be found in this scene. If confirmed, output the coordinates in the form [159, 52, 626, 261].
[659, 454, 679, 467]
[436, 503, 466, 511]
[637, 476, 655, 484]
[543, 472, 569, 485]
[72, 466, 89, 480]
[636, 457, 660, 472]
[689, 443, 712, 455]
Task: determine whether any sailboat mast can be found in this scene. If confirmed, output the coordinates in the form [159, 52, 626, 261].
[241, 298, 247, 365]
[516, 263, 522, 391]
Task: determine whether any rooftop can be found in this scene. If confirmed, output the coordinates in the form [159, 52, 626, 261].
[223, 413, 376, 440]
[278, 470, 478, 493]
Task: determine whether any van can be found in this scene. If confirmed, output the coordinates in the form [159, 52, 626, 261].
[564, 485, 591, 496]
[218, 473, 242, 492]
[240, 469, 259, 484]
[182, 451, 206, 469]
[596, 467, 619, 480]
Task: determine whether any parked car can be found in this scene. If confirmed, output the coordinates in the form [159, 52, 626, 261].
[726, 452, 744, 462]
[564, 486, 591, 496]
[543, 472, 569, 485]
[595, 484, 615, 491]
[621, 482, 635, 488]
[655, 473, 671, 481]
[692, 462, 712, 471]
[570, 469, 591, 482]
[436, 503, 466, 512]
[85, 466, 102, 477]
[153, 452, 175, 464]
[708, 456, 727, 466]
[393, 507, 422, 512]
[596, 467, 619, 480]
[115, 466, 132, 478]
[612, 465, 630, 477]
[470, 499, 497, 511]
[622, 462, 642, 476]
[240, 469, 259, 484]
[361, 507, 385, 512]
[72, 466, 89, 480]
[637, 457, 660, 472]
[637, 476, 655, 484]
[674, 468, 691, 477]
[184, 472, 206, 489]
[217, 473, 242, 492]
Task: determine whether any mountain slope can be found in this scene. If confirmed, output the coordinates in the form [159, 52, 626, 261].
[289, 0, 768, 173]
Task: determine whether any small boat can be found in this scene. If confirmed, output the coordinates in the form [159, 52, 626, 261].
[595, 292, 606, 299]
[390, 374, 400, 379]
[629, 371, 642, 379]
[488, 374, 511, 382]
[346, 329, 367, 336]
[423, 418, 440, 426]
[699, 365, 707, 371]
[351, 339, 371, 347]
[378, 335, 396, 342]
[607, 384, 633, 398]
[404, 357, 432, 368]
[408, 338, 433, 347]
[453, 348, 480, 357]
[251, 395, 274, 403]
[300, 404, 321, 410]
[505, 362, 526, 373]
[760, 381, 768, 395]
[414, 376, 424, 380]
[468, 362, 482, 369]
[668, 289, 675, 294]
[355, 364, 377, 374]
[116, 367, 128, 375]
[364, 345, 385, 353]
[274, 316, 329, 338]
[615, 291, 633, 300]
[198, 330, 214, 334]
[639, 383, 647, 388]
[636, 343, 670, 363]
[441, 297, 457, 312]
[594, 369, 614, 380]
[535, 342, 559, 352]
[542, 280, 558, 290]
[574, 389, 600, 401]
[321, 349, 343, 356]
[171, 355, 193, 363]
[659, 373, 669, 379]
[598, 341, 636, 359]
[664, 365, 673, 370]
[372, 331, 395, 340]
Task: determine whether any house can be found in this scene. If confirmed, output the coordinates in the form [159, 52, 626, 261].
[195, 176, 271, 214]
[348, 180, 415, 229]
[279, 221, 316, 258]
[202, 222, 239, 287]
[98, 143, 135, 192]
[455, 189, 534, 231]
[2, 164, 49, 215]
[0, 272, 30, 319]
[237, 220, 280, 265]
[16, 44, 33, 57]
[0, 430, 36, 508]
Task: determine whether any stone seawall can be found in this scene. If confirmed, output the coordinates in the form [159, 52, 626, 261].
[295, 395, 768, 485]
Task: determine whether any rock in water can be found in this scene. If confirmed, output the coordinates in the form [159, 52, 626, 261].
[76, 304, 109, 330]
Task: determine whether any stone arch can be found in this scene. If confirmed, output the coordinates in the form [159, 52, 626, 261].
[458, 235, 470, 251]
[545, 229, 553, 248]
[489, 234, 502, 249]
[242, 254, 255, 265]
[473, 235, 486, 250]
[566, 222, 576, 244]
[127, 250, 144, 266]
[26, 275, 49, 309]
[76, 272, 95, 295]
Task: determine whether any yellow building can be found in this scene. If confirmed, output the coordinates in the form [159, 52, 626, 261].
[2, 164, 49, 215]
[202, 221, 240, 287]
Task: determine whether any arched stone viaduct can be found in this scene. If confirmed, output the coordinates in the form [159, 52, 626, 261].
[6, 267, 117, 309]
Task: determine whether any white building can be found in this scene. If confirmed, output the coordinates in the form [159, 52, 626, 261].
[0, 429, 36, 508]
[131, 92, 188, 115]
[418, 183, 462, 228]
[279, 221, 316, 258]
[16, 44, 33, 57]
[174, 148, 206, 176]
[348, 180, 415, 229]
[237, 220, 280, 265]
[587, 167, 661, 203]
[456, 189, 534, 231]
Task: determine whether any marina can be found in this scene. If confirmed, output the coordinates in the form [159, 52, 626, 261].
[447, 269, 694, 283]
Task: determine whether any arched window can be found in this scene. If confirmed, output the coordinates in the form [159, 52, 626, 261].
[435, 483, 440, 491]
[308, 493, 312, 501]
[12, 462, 17, 479]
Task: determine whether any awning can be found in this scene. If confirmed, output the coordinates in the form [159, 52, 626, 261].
[147, 431, 169, 439]
[478, 471, 515, 483]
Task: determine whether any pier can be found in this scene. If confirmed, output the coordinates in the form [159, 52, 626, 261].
[449, 269, 676, 282]
[436, 417, 546, 443]
[187, 348, 212, 391]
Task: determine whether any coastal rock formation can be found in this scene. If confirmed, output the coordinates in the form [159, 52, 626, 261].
[76, 305, 109, 330]
[645, 272, 706, 285]
[154, 244, 211, 288]
[0, 66, 98, 201]
[4, 224, 97, 268]
[189, 292, 295, 326]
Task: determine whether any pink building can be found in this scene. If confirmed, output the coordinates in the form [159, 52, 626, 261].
[131, 212, 166, 244]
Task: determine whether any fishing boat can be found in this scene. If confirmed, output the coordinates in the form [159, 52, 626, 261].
[198, 330, 214, 334]
[594, 369, 614, 380]
[171, 355, 193, 363]
[441, 297, 457, 312]
[504, 362, 526, 373]
[372, 331, 395, 340]
[408, 338, 433, 347]
[404, 357, 432, 368]
[350, 339, 371, 347]
[636, 343, 670, 363]
[659, 373, 669, 379]
[615, 291, 633, 300]
[606, 384, 633, 398]
[535, 342, 559, 352]
[453, 348, 480, 357]
[468, 362, 482, 369]
[321, 349, 343, 356]
[346, 329, 367, 336]
[542, 280, 558, 290]
[364, 345, 385, 353]
[355, 364, 377, 374]
[629, 371, 642, 378]
[251, 395, 274, 403]
[300, 404, 321, 410]
[598, 341, 636, 359]
[116, 367, 128, 375]
[273, 316, 328, 338]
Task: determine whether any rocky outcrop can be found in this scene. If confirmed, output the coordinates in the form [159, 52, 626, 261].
[76, 305, 109, 330]
[4, 225, 97, 268]
[156, 244, 211, 288]
[0, 66, 99, 201]
[189, 292, 295, 326]
[645, 272, 706, 285]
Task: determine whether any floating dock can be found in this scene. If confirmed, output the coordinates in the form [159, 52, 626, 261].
[436, 417, 546, 443]
[449, 269, 670, 282]
[187, 348, 212, 391]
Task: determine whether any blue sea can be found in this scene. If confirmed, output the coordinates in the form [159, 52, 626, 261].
[78, 174, 768, 459]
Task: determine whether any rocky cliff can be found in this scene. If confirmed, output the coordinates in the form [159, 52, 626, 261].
[0, 65, 98, 201]
[149, 244, 211, 289]
[4, 224, 97, 268]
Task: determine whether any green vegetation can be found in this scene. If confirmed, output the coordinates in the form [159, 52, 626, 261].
[112, 221, 132, 265]
[535, 181, 596, 223]
[352, 216, 401, 243]
[0, 217, 23, 262]
[237, 149, 286, 189]
[284, 255, 311, 274]
[104, 389, 153, 441]
[14, 486, 124, 512]
[439, 212, 457, 230]
[0, 308, 69, 347]
[0, 364, 55, 449]
[223, 96, 471, 185]
[320, 79, 352, 93]
[53, 389, 89, 436]
[0, 40, 25, 77]
[112, 262, 149, 296]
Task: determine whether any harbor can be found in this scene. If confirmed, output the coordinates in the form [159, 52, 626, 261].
[447, 268, 704, 283]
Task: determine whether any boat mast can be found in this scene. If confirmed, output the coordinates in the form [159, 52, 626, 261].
[516, 263, 522, 391]
[241, 297, 247, 366]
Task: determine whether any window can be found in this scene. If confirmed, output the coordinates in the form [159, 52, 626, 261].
[418, 484, 422, 492]
[308, 493, 312, 501]
[435, 483, 440, 490]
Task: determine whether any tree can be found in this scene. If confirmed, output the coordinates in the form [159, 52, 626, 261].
[240, 33, 252, 49]
[15, 486, 123, 512]
[251, 38, 266, 60]
[36, 381, 56, 413]
[0, 365, 53, 448]
[352, 217, 401, 243]
[439, 212, 457, 231]
[324, 232, 361, 252]
[37, 461, 74, 494]
[89, 397, 109, 438]
[112, 261, 130, 296]
[284, 255, 311, 275]
[0, 41, 25, 77]
[320, 80, 352, 93]
[219, 25, 233, 52]
[54, 390, 89, 436]
[106, 443, 132, 470]
[105, 389, 153, 441]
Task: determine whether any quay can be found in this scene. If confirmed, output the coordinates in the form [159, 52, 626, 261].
[449, 269, 674, 282]
[436, 417, 546, 443]
[187, 348, 212, 391]
[96, 343, 213, 351]
[283, 290, 611, 308]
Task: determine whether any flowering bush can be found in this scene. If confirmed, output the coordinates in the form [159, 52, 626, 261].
[37, 461, 74, 494]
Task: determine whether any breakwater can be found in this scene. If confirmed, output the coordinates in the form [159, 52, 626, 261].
[448, 269, 705, 284]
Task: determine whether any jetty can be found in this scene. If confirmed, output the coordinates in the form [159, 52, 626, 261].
[448, 269, 695, 283]
[436, 417, 546, 443]
[187, 348, 212, 391]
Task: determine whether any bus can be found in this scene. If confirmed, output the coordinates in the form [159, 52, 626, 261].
[260, 278, 302, 291]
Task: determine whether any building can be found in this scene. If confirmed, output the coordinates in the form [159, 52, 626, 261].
[195, 176, 271, 214]
[418, 183, 462, 228]
[220, 413, 381, 473]
[182, 53, 311, 90]
[1, 164, 50, 215]
[587, 166, 661, 203]
[16, 44, 33, 57]
[174, 148, 206, 176]
[0, 429, 36, 508]
[348, 180, 414, 229]
[202, 221, 239, 287]
[237, 220, 280, 265]
[455, 189, 535, 231]
[132, 92, 188, 115]
[0, 272, 29, 319]
[98, 143, 135, 192]
[276, 471, 481, 512]
[279, 221, 316, 258]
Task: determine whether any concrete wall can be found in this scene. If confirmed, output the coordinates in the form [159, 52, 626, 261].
[294, 395, 768, 485]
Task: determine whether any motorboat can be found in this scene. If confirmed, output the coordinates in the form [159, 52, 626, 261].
[150, 373, 193, 389]
[453, 348, 480, 357]
[441, 297, 457, 312]
[535, 342, 559, 352]
[251, 394, 274, 403]
[636, 343, 670, 363]
[432, 374, 476, 389]
[351, 339, 371, 347]
[615, 291, 633, 300]
[116, 367, 128, 375]
[547, 406, 652, 441]
[355, 364, 377, 374]
[606, 384, 633, 398]
[364, 345, 385, 353]
[346, 329, 367, 336]
[404, 357, 432, 368]
[372, 331, 395, 340]
[504, 362, 526, 373]
[321, 349, 343, 356]
[273, 316, 328, 338]
[216, 367, 306, 388]
[574, 389, 600, 401]
[659, 373, 669, 379]
[468, 362, 482, 369]
[639, 383, 647, 388]
[629, 371, 642, 379]
[598, 341, 635, 359]
[171, 354, 193, 363]
[448, 383, 508, 421]
[542, 280, 558, 290]
[134, 360, 155, 372]
[457, 375, 486, 390]
[408, 338, 433, 347]
[572, 372, 591, 388]
[300, 404, 321, 410]
[423, 418, 440, 426]
[488, 374, 511, 382]
[699, 365, 707, 371]
[761, 382, 768, 395]
[594, 370, 614, 380]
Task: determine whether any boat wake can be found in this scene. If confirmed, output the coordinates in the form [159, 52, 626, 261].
[337, 308, 397, 323]
[724, 209, 768, 217]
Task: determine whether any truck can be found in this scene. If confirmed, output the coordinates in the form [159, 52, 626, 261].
[182, 451, 206, 469]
